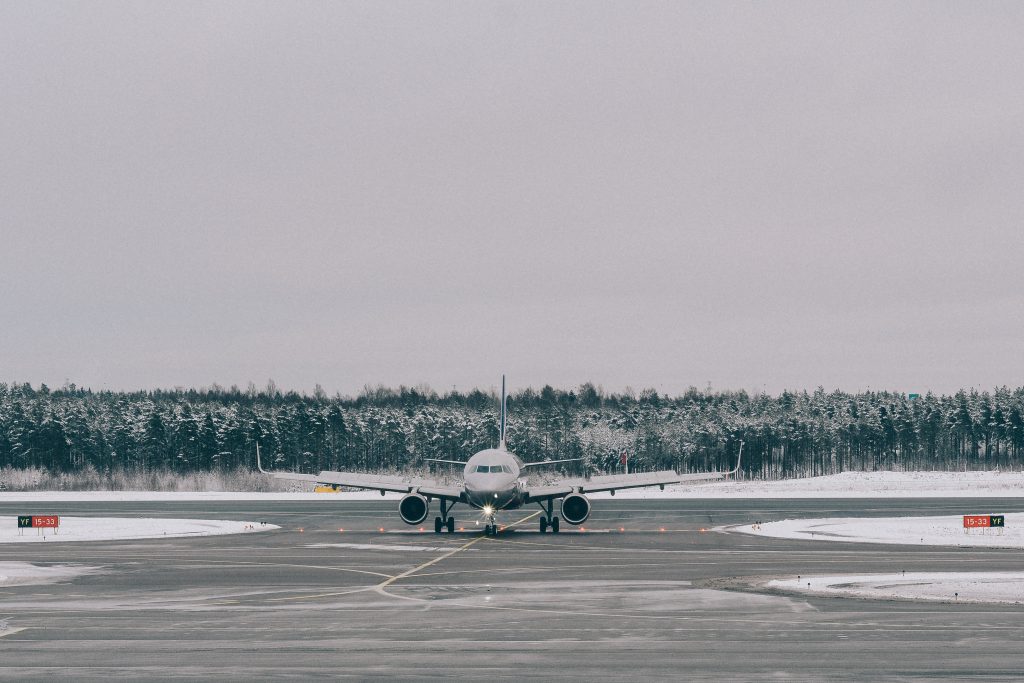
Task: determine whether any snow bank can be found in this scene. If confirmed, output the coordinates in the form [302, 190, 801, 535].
[2, 470, 1024, 501]
[734, 513, 1024, 549]
[0, 491, 403, 502]
[609, 470, 1024, 499]
[0, 516, 279, 544]
[767, 572, 1024, 605]
[738, 510, 1024, 604]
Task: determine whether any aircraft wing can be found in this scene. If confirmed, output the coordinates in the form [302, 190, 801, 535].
[417, 484, 465, 501]
[269, 469, 463, 501]
[523, 441, 743, 502]
[306, 470, 434, 493]
[523, 483, 578, 502]
[525, 470, 682, 502]
[675, 471, 735, 483]
[578, 470, 683, 494]
[257, 444, 460, 498]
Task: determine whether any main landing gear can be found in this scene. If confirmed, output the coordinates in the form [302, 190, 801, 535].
[538, 498, 561, 533]
[433, 499, 457, 534]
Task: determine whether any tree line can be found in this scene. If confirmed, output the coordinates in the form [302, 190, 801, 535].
[2, 381, 1024, 482]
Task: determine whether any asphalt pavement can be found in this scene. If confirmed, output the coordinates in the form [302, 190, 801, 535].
[1, 497, 1023, 680]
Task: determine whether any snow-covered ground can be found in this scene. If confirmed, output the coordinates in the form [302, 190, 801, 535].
[733, 512, 1024, 604]
[613, 470, 1024, 499]
[0, 517, 278, 544]
[3, 470, 1024, 501]
[767, 572, 1024, 605]
[0, 561, 97, 586]
[733, 513, 1024, 549]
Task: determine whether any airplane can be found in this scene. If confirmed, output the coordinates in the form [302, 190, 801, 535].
[257, 376, 742, 535]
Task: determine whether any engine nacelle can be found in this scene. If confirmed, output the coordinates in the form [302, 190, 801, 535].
[398, 492, 429, 525]
[560, 493, 591, 525]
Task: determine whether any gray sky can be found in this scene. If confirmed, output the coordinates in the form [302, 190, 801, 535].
[2, 2, 1022, 397]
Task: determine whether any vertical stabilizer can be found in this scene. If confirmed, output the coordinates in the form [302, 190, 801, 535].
[499, 374, 507, 449]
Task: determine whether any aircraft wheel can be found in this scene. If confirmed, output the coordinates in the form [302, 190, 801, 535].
[446, 517, 455, 533]
[434, 516, 442, 534]
[551, 517, 560, 533]
[539, 517, 548, 533]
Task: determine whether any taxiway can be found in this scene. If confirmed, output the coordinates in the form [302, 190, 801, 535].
[1, 498, 1023, 680]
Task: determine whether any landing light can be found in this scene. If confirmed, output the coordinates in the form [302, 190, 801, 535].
[482, 505, 494, 516]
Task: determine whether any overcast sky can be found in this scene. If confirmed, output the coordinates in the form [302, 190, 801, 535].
[1, 2, 1022, 397]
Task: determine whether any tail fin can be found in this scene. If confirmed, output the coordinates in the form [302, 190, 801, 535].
[499, 375, 507, 449]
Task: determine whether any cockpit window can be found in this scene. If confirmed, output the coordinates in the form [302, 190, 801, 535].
[474, 464, 510, 473]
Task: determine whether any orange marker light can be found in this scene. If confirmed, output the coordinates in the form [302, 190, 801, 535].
[458, 527, 464, 532]
[338, 528, 344, 532]
[579, 527, 585, 532]
[619, 527, 625, 532]
[299, 528, 304, 533]
[419, 527, 424, 532]
[659, 527, 666, 532]
[379, 527, 385, 532]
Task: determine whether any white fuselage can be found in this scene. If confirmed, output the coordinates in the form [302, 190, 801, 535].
[462, 446, 524, 510]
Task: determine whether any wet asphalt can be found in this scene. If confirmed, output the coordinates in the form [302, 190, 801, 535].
[1, 497, 1023, 680]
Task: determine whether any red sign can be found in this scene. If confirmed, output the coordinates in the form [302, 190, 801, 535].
[963, 515, 990, 528]
[620, 451, 629, 465]
[31, 515, 60, 528]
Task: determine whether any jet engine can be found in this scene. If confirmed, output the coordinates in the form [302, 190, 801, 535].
[398, 492, 429, 525]
[560, 493, 591, 525]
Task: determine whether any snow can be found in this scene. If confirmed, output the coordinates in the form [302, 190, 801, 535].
[0, 561, 97, 586]
[767, 572, 1024, 605]
[2, 470, 1023, 502]
[0, 491, 403, 502]
[734, 508, 1024, 605]
[0, 516, 278, 544]
[733, 513, 1024, 549]
[611, 470, 1024, 499]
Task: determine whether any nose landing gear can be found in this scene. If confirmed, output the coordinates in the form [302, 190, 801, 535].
[482, 508, 498, 536]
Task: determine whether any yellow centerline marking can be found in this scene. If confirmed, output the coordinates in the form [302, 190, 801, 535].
[266, 587, 377, 603]
[376, 511, 540, 592]
[267, 512, 541, 604]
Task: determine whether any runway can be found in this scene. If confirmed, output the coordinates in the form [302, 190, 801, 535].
[2, 498, 1023, 680]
